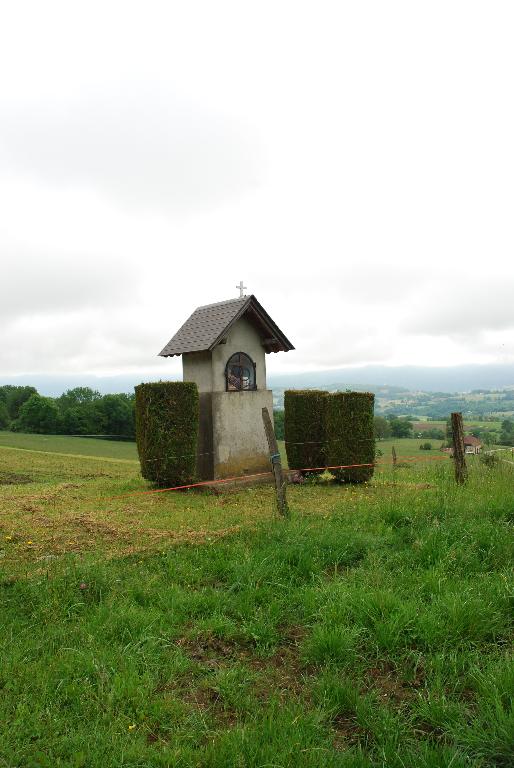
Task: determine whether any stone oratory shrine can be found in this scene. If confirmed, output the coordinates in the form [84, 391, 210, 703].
[159, 285, 294, 481]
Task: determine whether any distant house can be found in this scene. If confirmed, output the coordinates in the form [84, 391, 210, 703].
[442, 436, 482, 456]
[464, 436, 482, 455]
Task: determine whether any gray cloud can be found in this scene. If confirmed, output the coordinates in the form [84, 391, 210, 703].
[0, 85, 260, 213]
[0, 309, 165, 375]
[0, 251, 136, 320]
[0, 3, 513, 378]
[403, 281, 514, 337]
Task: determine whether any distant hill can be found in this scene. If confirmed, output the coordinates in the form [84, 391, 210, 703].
[1, 363, 513, 397]
[268, 364, 514, 393]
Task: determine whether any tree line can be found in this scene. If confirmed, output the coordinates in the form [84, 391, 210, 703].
[373, 416, 428, 440]
[0, 386, 135, 438]
[2, 385, 513, 446]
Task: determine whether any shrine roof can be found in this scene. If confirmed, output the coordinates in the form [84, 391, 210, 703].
[159, 295, 294, 357]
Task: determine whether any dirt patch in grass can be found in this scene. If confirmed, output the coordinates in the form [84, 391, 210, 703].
[331, 663, 423, 751]
[176, 632, 241, 669]
[73, 514, 130, 539]
[181, 683, 223, 710]
[177, 624, 305, 664]
[4, 482, 84, 503]
[18, 502, 41, 513]
[175, 625, 309, 707]
[259, 626, 306, 671]
[332, 715, 365, 750]
[154, 666, 238, 731]
[364, 663, 415, 704]
[413, 720, 447, 742]
[0, 471, 33, 485]
[253, 631, 308, 700]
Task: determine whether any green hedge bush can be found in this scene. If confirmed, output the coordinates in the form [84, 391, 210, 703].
[326, 392, 375, 483]
[135, 381, 199, 488]
[284, 390, 328, 475]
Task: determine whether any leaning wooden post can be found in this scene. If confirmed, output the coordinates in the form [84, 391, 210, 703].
[392, 445, 397, 468]
[262, 407, 289, 518]
[451, 412, 468, 485]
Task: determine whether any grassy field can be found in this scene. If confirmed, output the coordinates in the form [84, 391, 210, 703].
[0, 439, 513, 766]
[412, 421, 503, 432]
[0, 430, 453, 468]
[0, 430, 139, 461]
[376, 438, 447, 458]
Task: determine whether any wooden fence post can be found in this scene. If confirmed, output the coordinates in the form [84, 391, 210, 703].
[451, 412, 468, 485]
[392, 445, 397, 468]
[262, 407, 289, 518]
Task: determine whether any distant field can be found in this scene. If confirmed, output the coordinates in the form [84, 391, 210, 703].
[0, 431, 448, 470]
[412, 420, 502, 432]
[0, 431, 138, 461]
[376, 437, 448, 458]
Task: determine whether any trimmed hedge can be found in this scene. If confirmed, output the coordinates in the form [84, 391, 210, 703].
[135, 381, 199, 488]
[326, 392, 375, 483]
[284, 390, 328, 475]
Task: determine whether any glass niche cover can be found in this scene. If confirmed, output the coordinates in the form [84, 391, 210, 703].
[225, 352, 256, 391]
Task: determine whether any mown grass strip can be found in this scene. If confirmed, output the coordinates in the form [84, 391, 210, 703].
[0, 443, 139, 464]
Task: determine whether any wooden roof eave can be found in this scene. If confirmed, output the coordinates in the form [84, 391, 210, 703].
[208, 295, 294, 354]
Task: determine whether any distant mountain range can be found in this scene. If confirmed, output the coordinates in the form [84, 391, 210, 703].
[2, 364, 513, 396]
[268, 364, 514, 393]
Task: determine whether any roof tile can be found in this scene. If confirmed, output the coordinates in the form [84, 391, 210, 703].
[158, 295, 294, 357]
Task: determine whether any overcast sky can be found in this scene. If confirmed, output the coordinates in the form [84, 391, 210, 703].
[1, 1, 513, 380]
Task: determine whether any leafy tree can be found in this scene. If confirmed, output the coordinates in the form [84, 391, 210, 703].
[14, 394, 61, 434]
[100, 394, 135, 437]
[374, 416, 392, 440]
[423, 428, 445, 440]
[57, 388, 105, 435]
[0, 385, 38, 420]
[273, 409, 284, 440]
[0, 400, 9, 429]
[481, 430, 499, 446]
[388, 417, 413, 438]
[57, 387, 102, 410]
[61, 405, 105, 435]
[499, 419, 514, 446]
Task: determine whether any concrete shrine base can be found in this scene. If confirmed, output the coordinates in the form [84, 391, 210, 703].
[196, 389, 274, 481]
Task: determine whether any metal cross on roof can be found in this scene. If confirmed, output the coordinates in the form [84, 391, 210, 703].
[236, 280, 247, 298]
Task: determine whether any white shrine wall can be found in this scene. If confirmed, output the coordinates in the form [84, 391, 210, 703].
[182, 350, 212, 392]
[211, 390, 273, 479]
[182, 316, 273, 480]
